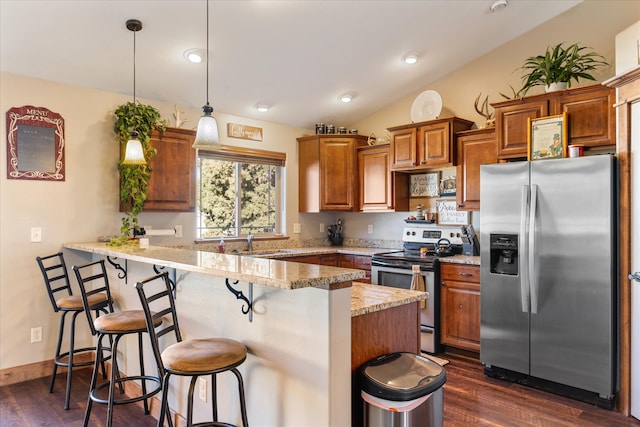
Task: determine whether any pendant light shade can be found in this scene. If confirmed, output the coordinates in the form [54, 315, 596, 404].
[193, 0, 220, 149]
[122, 19, 148, 165]
[122, 131, 147, 165]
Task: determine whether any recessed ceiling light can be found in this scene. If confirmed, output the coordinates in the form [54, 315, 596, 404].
[184, 48, 205, 63]
[254, 103, 270, 112]
[402, 53, 419, 65]
[490, 0, 508, 12]
[339, 94, 353, 103]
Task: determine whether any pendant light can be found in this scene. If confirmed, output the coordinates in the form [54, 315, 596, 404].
[122, 19, 147, 165]
[192, 0, 220, 149]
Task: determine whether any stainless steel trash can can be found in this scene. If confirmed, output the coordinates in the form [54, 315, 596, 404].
[360, 352, 446, 427]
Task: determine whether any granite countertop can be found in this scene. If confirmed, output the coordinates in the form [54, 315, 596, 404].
[63, 242, 366, 290]
[438, 255, 481, 265]
[350, 282, 428, 317]
[243, 247, 393, 258]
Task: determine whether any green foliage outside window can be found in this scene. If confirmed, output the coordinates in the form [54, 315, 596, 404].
[198, 158, 278, 238]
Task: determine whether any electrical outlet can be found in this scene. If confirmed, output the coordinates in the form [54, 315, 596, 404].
[30, 227, 42, 243]
[293, 223, 301, 234]
[198, 377, 207, 402]
[174, 224, 183, 238]
[319, 223, 324, 233]
[31, 327, 42, 343]
[368, 224, 374, 234]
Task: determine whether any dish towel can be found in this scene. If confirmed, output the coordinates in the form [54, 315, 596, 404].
[410, 265, 427, 309]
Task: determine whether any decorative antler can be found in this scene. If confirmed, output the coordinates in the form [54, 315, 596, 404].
[499, 85, 519, 100]
[474, 93, 495, 128]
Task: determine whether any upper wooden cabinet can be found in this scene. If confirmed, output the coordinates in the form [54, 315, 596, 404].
[120, 127, 196, 212]
[388, 117, 474, 171]
[357, 144, 409, 212]
[297, 135, 368, 212]
[455, 128, 497, 211]
[492, 84, 615, 160]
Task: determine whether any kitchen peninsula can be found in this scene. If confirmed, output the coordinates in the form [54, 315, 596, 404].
[63, 242, 427, 426]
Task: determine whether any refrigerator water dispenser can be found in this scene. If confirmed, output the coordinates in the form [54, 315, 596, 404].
[489, 234, 518, 276]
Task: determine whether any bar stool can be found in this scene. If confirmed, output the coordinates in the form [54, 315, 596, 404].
[36, 252, 111, 410]
[73, 259, 164, 427]
[135, 272, 249, 427]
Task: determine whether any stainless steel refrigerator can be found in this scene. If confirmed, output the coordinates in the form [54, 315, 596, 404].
[479, 154, 616, 407]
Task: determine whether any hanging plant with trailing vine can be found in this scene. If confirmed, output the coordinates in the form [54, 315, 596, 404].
[110, 102, 166, 246]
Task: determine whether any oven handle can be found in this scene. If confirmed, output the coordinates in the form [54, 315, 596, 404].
[371, 260, 433, 270]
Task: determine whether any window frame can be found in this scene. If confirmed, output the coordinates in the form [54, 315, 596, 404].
[196, 145, 286, 240]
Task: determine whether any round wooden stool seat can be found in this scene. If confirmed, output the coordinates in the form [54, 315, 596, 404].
[94, 310, 162, 333]
[57, 292, 108, 310]
[162, 338, 247, 374]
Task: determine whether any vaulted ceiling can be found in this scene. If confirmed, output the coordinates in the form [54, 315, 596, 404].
[0, 0, 581, 129]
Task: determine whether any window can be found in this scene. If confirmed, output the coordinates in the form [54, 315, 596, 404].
[197, 146, 286, 239]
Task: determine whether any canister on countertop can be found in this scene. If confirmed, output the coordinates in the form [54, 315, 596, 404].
[326, 124, 335, 134]
[338, 126, 347, 134]
[315, 123, 326, 134]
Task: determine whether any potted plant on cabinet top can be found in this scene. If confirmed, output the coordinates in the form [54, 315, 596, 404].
[516, 42, 608, 97]
[109, 101, 166, 246]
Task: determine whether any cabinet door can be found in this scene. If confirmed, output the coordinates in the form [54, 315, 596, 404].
[339, 254, 355, 268]
[417, 122, 450, 166]
[143, 127, 196, 211]
[359, 145, 392, 211]
[319, 138, 357, 211]
[354, 255, 372, 283]
[495, 100, 548, 159]
[440, 264, 480, 352]
[318, 254, 338, 266]
[551, 86, 615, 151]
[390, 128, 417, 170]
[456, 129, 497, 211]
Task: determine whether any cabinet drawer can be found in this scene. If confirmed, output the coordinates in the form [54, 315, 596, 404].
[354, 256, 372, 270]
[441, 263, 479, 282]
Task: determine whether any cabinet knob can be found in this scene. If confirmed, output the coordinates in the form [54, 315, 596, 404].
[458, 304, 464, 309]
[420, 161, 426, 165]
[457, 204, 463, 208]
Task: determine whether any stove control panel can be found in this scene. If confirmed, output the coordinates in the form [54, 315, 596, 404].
[403, 226, 464, 245]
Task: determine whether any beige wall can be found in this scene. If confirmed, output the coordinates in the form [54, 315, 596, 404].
[1, 0, 639, 373]
[0, 73, 307, 370]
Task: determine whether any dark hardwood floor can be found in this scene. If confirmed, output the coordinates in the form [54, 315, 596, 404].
[0, 368, 157, 427]
[443, 353, 640, 427]
[1, 355, 639, 426]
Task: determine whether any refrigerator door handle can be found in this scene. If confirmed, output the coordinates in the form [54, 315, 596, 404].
[529, 184, 539, 314]
[520, 185, 530, 313]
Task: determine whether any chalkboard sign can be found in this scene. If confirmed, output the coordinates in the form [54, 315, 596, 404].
[6, 105, 65, 181]
[436, 199, 469, 225]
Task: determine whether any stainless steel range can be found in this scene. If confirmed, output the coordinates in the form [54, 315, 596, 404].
[371, 225, 464, 354]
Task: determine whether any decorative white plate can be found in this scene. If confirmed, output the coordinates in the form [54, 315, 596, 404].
[411, 90, 443, 123]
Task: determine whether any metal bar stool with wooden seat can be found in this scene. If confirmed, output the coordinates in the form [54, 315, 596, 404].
[73, 259, 164, 427]
[36, 252, 112, 410]
[135, 272, 249, 427]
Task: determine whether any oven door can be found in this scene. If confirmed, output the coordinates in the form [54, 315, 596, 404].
[370, 264, 438, 349]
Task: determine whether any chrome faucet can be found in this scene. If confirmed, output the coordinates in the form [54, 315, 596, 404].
[247, 232, 253, 252]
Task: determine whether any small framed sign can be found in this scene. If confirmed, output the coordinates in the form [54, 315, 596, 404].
[528, 113, 567, 161]
[410, 172, 439, 197]
[436, 199, 469, 225]
[227, 122, 263, 142]
[6, 105, 65, 181]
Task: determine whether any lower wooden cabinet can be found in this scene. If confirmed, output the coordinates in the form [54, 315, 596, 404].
[440, 263, 480, 352]
[339, 254, 372, 283]
[284, 253, 371, 282]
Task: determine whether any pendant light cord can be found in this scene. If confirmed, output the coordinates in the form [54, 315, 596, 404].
[206, 0, 210, 106]
[133, 25, 136, 105]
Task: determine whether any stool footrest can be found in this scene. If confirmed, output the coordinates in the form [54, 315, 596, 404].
[89, 375, 161, 406]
